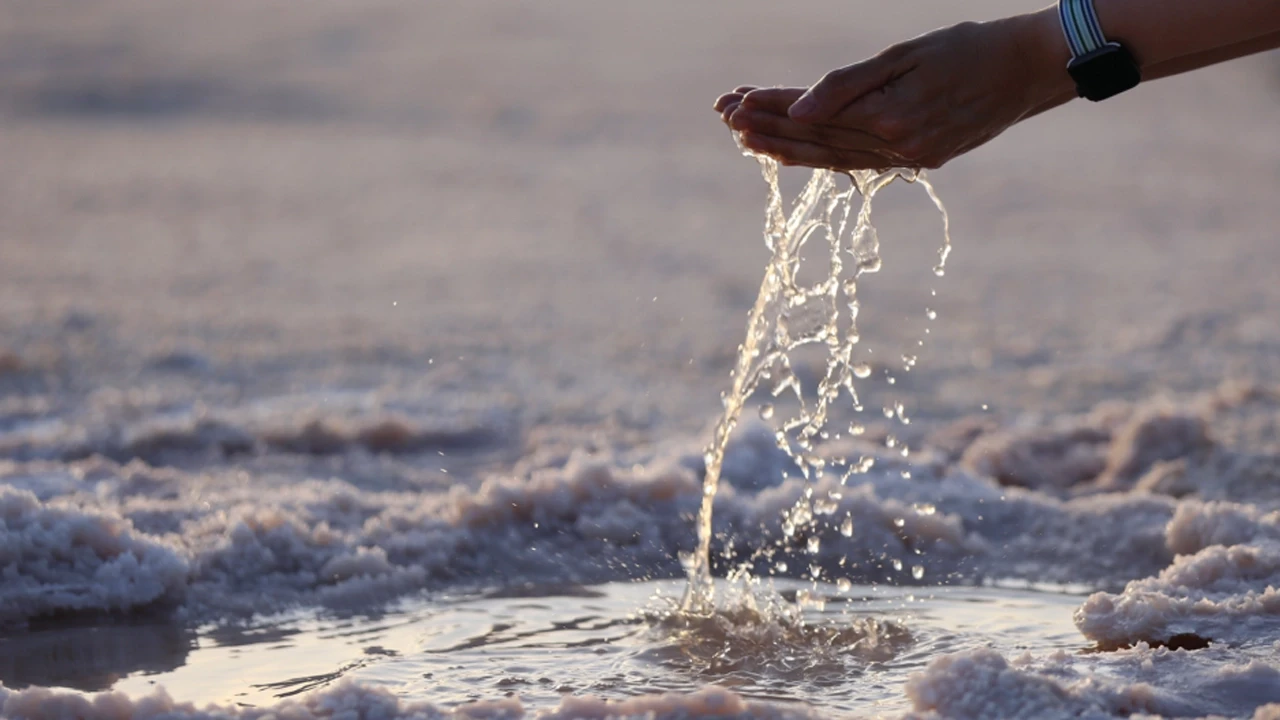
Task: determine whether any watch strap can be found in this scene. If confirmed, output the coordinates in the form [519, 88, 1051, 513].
[1058, 0, 1108, 57]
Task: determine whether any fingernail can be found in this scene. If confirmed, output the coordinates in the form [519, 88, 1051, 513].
[790, 94, 816, 119]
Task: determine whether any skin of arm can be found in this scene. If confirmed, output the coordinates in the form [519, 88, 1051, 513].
[714, 2, 1280, 171]
[1022, 28, 1280, 122]
[1085, 0, 1280, 69]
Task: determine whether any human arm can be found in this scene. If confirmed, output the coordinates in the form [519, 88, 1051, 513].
[1008, 26, 1280, 124]
[714, 2, 1280, 171]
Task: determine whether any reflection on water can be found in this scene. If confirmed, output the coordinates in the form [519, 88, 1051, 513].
[4, 580, 1087, 715]
[0, 615, 193, 692]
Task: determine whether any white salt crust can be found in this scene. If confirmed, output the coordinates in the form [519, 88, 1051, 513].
[5, 390, 1280, 717]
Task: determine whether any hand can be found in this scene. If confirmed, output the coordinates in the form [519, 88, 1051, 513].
[713, 12, 1074, 171]
[715, 86, 899, 171]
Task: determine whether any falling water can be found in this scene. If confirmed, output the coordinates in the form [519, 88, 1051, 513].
[680, 147, 951, 613]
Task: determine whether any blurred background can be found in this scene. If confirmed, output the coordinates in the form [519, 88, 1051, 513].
[3, 0, 1280, 473]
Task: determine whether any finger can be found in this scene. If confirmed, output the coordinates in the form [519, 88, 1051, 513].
[744, 83, 909, 149]
[714, 85, 764, 113]
[740, 87, 807, 114]
[720, 99, 743, 125]
[714, 91, 744, 113]
[728, 108, 896, 155]
[790, 53, 905, 124]
[739, 131, 897, 172]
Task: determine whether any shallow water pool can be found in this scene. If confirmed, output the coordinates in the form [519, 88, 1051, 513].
[2, 580, 1088, 717]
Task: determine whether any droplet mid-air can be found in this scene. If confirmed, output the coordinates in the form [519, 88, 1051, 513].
[681, 142, 952, 613]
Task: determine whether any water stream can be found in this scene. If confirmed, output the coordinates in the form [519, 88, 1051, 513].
[681, 150, 952, 613]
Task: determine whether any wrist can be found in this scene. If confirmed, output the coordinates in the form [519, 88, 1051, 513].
[1005, 7, 1077, 110]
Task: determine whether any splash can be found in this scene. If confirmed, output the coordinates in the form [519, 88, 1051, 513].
[647, 580, 912, 688]
[681, 147, 951, 613]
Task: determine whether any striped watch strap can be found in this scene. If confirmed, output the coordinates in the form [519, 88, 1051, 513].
[1058, 0, 1108, 57]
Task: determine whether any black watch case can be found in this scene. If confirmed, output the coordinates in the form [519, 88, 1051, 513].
[1067, 42, 1141, 102]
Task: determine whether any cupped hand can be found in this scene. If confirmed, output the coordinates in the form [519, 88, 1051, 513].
[714, 13, 1074, 171]
[713, 85, 759, 125]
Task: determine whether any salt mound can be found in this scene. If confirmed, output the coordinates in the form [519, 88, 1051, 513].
[1075, 500, 1280, 648]
[1136, 449, 1280, 505]
[1165, 501, 1280, 555]
[0, 396, 511, 465]
[0, 488, 188, 625]
[1096, 406, 1214, 490]
[957, 402, 1213, 494]
[1074, 540, 1280, 648]
[4, 385, 1279, 630]
[960, 424, 1111, 492]
[904, 647, 1280, 720]
[0, 436, 1201, 623]
[0, 678, 521, 719]
[544, 687, 824, 719]
[0, 678, 826, 719]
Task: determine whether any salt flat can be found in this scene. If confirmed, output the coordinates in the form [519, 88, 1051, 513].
[2, 2, 1280, 718]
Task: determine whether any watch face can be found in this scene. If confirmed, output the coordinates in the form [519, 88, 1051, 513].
[1068, 44, 1141, 101]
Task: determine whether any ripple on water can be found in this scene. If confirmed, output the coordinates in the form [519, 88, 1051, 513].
[0, 579, 1089, 716]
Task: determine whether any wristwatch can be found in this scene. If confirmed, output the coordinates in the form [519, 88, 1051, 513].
[1057, 0, 1141, 101]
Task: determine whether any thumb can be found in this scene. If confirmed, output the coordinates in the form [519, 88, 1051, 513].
[790, 55, 900, 123]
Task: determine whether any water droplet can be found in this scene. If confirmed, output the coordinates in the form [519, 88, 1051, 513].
[926, 308, 937, 320]
[837, 578, 853, 592]
[893, 518, 905, 528]
[679, 155, 951, 610]
[892, 558, 903, 572]
[912, 565, 925, 580]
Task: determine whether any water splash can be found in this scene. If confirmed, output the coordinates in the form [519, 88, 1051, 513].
[681, 146, 951, 613]
[649, 580, 911, 684]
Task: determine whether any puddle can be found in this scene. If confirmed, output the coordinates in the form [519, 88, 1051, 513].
[0, 580, 1087, 717]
